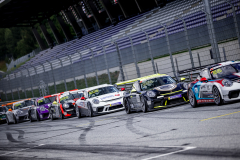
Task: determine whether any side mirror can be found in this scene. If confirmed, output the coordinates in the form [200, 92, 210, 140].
[121, 88, 125, 91]
[180, 77, 186, 81]
[8, 109, 12, 111]
[81, 97, 86, 100]
[200, 77, 208, 82]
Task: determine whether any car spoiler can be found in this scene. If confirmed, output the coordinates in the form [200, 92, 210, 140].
[115, 73, 166, 91]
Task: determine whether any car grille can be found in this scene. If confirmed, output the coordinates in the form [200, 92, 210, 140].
[229, 90, 240, 99]
[42, 113, 49, 118]
[97, 107, 104, 113]
[67, 111, 76, 115]
[109, 105, 123, 111]
[168, 98, 185, 105]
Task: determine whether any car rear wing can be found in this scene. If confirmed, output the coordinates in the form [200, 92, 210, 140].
[115, 74, 166, 92]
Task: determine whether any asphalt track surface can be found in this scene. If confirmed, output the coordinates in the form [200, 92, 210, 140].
[1, 101, 240, 160]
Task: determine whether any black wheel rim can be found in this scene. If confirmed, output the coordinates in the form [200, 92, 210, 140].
[189, 90, 195, 105]
[213, 87, 220, 104]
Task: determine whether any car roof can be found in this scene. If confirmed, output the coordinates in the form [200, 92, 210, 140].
[207, 61, 237, 70]
[115, 74, 168, 86]
[85, 84, 113, 91]
[13, 101, 24, 105]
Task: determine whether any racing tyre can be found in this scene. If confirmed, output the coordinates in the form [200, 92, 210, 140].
[36, 111, 40, 121]
[50, 111, 54, 121]
[213, 86, 222, 106]
[13, 115, 18, 124]
[141, 96, 148, 113]
[124, 99, 131, 114]
[59, 108, 63, 120]
[76, 105, 81, 119]
[6, 116, 10, 125]
[87, 103, 94, 117]
[188, 89, 197, 108]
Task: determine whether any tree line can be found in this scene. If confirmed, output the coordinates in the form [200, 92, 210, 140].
[0, 15, 76, 63]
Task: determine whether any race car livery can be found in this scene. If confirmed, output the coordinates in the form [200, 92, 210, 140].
[49, 92, 76, 120]
[6, 99, 34, 124]
[0, 106, 8, 123]
[116, 74, 189, 114]
[75, 84, 125, 118]
[62, 89, 84, 102]
[188, 61, 240, 107]
[29, 96, 54, 122]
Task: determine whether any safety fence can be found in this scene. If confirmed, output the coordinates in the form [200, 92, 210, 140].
[1, 0, 240, 102]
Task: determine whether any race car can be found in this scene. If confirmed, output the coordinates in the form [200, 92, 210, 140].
[116, 74, 189, 114]
[0, 105, 8, 123]
[28, 95, 55, 122]
[188, 61, 240, 107]
[6, 99, 35, 124]
[62, 89, 84, 102]
[49, 92, 76, 120]
[75, 84, 125, 118]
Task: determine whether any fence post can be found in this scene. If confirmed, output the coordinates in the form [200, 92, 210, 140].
[126, 34, 141, 78]
[197, 53, 201, 67]
[158, 22, 178, 80]
[178, 16, 194, 68]
[155, 63, 159, 73]
[67, 55, 77, 89]
[8, 75, 14, 100]
[57, 58, 68, 91]
[20, 70, 27, 98]
[113, 40, 125, 81]
[86, 46, 99, 85]
[14, 73, 20, 99]
[31, 66, 40, 96]
[203, 0, 221, 63]
[26, 68, 34, 97]
[39, 63, 50, 94]
[99, 43, 112, 84]
[222, 47, 227, 61]
[142, 30, 156, 74]
[46, 60, 57, 94]
[225, 0, 240, 48]
[77, 49, 88, 88]
[5, 90, 8, 101]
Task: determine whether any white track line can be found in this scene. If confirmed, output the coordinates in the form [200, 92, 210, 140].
[0, 144, 45, 156]
[142, 146, 196, 160]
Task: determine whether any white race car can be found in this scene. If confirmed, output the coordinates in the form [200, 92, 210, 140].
[75, 84, 125, 118]
[6, 99, 34, 124]
[188, 61, 240, 107]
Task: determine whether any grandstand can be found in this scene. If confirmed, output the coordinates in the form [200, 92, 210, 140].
[1, 0, 240, 101]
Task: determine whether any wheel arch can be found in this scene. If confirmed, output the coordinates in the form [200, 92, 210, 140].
[212, 83, 224, 99]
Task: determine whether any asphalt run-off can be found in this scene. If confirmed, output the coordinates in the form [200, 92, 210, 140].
[1, 101, 240, 160]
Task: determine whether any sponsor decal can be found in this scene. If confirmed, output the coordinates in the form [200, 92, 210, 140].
[194, 86, 198, 93]
[115, 94, 120, 96]
[110, 102, 121, 106]
[197, 99, 214, 103]
[168, 94, 182, 100]
[100, 95, 114, 100]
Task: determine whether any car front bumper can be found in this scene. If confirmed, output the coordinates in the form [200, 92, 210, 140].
[221, 82, 240, 101]
[92, 98, 124, 114]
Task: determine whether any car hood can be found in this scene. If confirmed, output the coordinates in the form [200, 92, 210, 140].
[14, 106, 30, 116]
[93, 92, 123, 102]
[63, 100, 75, 104]
[152, 83, 184, 96]
[38, 103, 51, 109]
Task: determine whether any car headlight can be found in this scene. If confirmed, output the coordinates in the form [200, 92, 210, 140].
[40, 106, 45, 111]
[16, 110, 22, 115]
[63, 103, 69, 108]
[182, 83, 188, 90]
[147, 91, 156, 97]
[222, 79, 233, 87]
[92, 99, 100, 104]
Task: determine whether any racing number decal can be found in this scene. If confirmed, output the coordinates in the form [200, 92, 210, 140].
[199, 83, 213, 98]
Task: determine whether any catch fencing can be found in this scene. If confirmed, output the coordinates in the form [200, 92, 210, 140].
[0, 0, 240, 102]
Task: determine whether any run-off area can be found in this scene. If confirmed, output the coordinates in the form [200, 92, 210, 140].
[1, 102, 240, 160]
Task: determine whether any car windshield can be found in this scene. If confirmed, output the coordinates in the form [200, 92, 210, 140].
[25, 100, 34, 106]
[60, 95, 71, 103]
[14, 102, 25, 110]
[140, 76, 176, 91]
[231, 62, 240, 72]
[88, 86, 119, 98]
[6, 105, 12, 109]
[211, 65, 236, 79]
[48, 96, 57, 103]
[0, 107, 7, 112]
[37, 98, 51, 106]
[70, 93, 80, 99]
